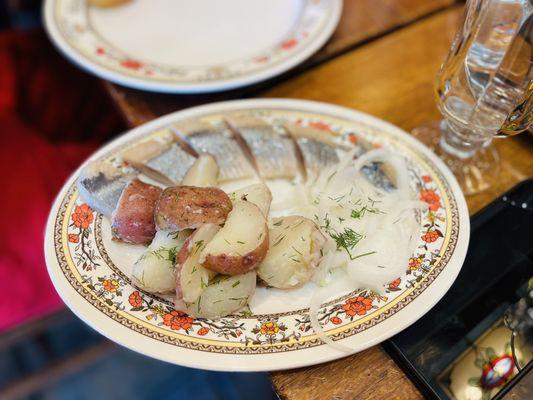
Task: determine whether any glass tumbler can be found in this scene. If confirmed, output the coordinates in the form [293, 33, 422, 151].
[413, 0, 532, 195]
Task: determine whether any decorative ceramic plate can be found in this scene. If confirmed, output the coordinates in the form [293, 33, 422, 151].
[43, 0, 342, 93]
[45, 99, 469, 371]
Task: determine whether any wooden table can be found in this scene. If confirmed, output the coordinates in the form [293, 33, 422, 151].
[104, 1, 533, 399]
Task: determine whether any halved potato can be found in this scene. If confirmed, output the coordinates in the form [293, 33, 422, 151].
[176, 224, 220, 303]
[229, 183, 272, 217]
[131, 230, 189, 294]
[257, 216, 327, 289]
[200, 200, 269, 275]
[181, 153, 219, 187]
[155, 186, 232, 231]
[177, 271, 257, 319]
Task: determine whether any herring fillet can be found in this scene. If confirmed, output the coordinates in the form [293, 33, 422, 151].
[284, 123, 340, 180]
[77, 161, 137, 216]
[120, 130, 197, 185]
[225, 115, 299, 179]
[146, 143, 196, 184]
[172, 121, 255, 182]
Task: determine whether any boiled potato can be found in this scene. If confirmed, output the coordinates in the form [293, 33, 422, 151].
[257, 216, 326, 289]
[181, 154, 219, 187]
[154, 186, 232, 231]
[176, 224, 220, 303]
[178, 271, 257, 319]
[131, 230, 189, 294]
[200, 200, 269, 275]
[229, 183, 272, 217]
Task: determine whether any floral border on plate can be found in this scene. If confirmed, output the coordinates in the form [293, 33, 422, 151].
[52, 108, 459, 354]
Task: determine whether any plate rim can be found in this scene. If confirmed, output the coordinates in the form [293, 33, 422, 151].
[45, 98, 470, 371]
[43, 0, 343, 94]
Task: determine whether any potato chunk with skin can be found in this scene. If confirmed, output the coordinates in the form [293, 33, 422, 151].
[155, 186, 232, 231]
[176, 224, 220, 303]
[111, 179, 162, 245]
[258, 216, 327, 289]
[131, 230, 189, 294]
[200, 200, 269, 275]
[229, 183, 272, 217]
[176, 271, 257, 319]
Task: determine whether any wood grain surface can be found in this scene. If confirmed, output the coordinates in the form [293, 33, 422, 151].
[264, 6, 533, 400]
[106, 0, 457, 127]
[101, 2, 533, 399]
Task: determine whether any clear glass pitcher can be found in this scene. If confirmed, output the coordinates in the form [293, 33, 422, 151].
[413, 0, 532, 195]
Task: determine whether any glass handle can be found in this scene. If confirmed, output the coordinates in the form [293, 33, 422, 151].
[496, 79, 533, 137]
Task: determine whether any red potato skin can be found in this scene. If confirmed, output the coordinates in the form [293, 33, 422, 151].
[201, 231, 269, 276]
[155, 186, 232, 231]
[111, 179, 161, 245]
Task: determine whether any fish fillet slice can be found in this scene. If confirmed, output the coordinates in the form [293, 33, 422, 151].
[225, 115, 299, 179]
[284, 123, 340, 181]
[120, 129, 197, 185]
[77, 160, 137, 216]
[172, 120, 255, 182]
[145, 144, 197, 184]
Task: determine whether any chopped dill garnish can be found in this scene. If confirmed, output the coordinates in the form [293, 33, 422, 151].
[273, 220, 283, 226]
[193, 240, 205, 254]
[272, 235, 286, 247]
[229, 297, 248, 302]
[232, 280, 240, 288]
[148, 246, 178, 264]
[224, 238, 231, 245]
[350, 205, 383, 220]
[289, 255, 301, 263]
[352, 251, 377, 260]
[330, 227, 364, 258]
[291, 246, 303, 255]
[237, 240, 245, 244]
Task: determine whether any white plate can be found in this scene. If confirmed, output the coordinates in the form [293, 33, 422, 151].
[45, 99, 469, 371]
[44, 0, 342, 93]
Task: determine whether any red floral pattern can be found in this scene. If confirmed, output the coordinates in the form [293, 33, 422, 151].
[281, 38, 298, 50]
[388, 278, 401, 290]
[422, 230, 439, 243]
[128, 291, 142, 308]
[162, 310, 194, 331]
[71, 203, 94, 229]
[68, 234, 79, 243]
[341, 296, 373, 317]
[197, 327, 209, 336]
[120, 59, 143, 70]
[419, 189, 441, 212]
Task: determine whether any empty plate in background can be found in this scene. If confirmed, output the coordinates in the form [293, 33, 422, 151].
[44, 0, 342, 93]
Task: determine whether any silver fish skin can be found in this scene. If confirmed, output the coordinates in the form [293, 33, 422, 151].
[120, 130, 197, 186]
[225, 115, 299, 179]
[173, 121, 255, 182]
[361, 163, 396, 192]
[146, 144, 196, 184]
[77, 161, 137, 216]
[284, 123, 340, 181]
